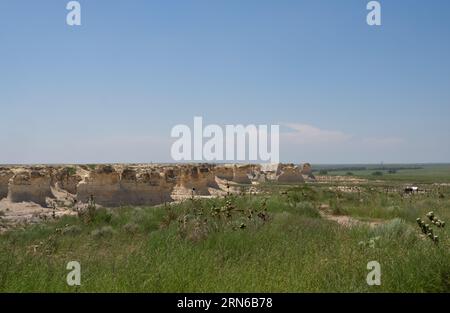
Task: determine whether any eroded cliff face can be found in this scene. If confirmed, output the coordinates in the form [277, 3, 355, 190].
[232, 165, 252, 184]
[172, 165, 218, 199]
[118, 168, 174, 206]
[0, 168, 13, 199]
[214, 165, 234, 181]
[301, 163, 316, 181]
[0, 163, 311, 232]
[276, 165, 305, 183]
[302, 163, 313, 176]
[7, 168, 53, 206]
[55, 167, 83, 195]
[1, 163, 310, 209]
[76, 165, 122, 206]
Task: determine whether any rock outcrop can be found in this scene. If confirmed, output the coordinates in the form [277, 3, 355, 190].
[76, 165, 122, 206]
[1, 162, 309, 209]
[301, 163, 313, 176]
[7, 169, 53, 206]
[232, 165, 252, 184]
[260, 163, 282, 181]
[214, 165, 234, 181]
[0, 168, 14, 199]
[301, 163, 316, 181]
[55, 167, 82, 194]
[172, 165, 219, 199]
[118, 167, 174, 206]
[0, 162, 314, 233]
[276, 165, 305, 183]
[76, 165, 177, 207]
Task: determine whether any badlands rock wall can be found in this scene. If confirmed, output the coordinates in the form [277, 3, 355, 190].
[77, 165, 178, 206]
[213, 165, 234, 181]
[301, 163, 313, 176]
[0, 168, 14, 199]
[173, 165, 218, 197]
[259, 163, 281, 181]
[276, 165, 305, 183]
[232, 165, 252, 184]
[55, 167, 83, 195]
[118, 168, 174, 206]
[7, 168, 53, 206]
[76, 165, 121, 206]
[301, 163, 316, 180]
[1, 163, 310, 208]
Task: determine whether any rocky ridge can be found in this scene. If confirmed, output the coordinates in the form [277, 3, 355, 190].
[0, 163, 312, 231]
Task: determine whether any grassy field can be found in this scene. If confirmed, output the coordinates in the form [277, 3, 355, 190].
[314, 164, 450, 183]
[1, 172, 449, 292]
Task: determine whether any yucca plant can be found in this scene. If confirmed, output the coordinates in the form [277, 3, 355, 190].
[426, 211, 446, 228]
[417, 212, 446, 244]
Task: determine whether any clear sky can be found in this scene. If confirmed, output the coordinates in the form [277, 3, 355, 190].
[1, 0, 449, 164]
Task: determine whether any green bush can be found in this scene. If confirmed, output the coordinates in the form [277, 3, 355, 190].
[91, 226, 115, 238]
[294, 201, 321, 218]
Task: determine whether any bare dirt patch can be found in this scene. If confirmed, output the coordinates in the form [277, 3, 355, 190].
[318, 204, 384, 228]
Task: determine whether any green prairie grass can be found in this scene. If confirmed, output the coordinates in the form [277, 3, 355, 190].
[0, 186, 449, 292]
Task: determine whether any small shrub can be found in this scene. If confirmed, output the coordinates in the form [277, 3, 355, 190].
[160, 208, 178, 229]
[91, 208, 114, 225]
[294, 201, 320, 218]
[372, 218, 415, 241]
[329, 198, 347, 215]
[62, 225, 82, 236]
[385, 205, 402, 215]
[91, 226, 115, 239]
[287, 186, 318, 203]
[123, 222, 140, 234]
[177, 215, 208, 243]
[65, 167, 77, 176]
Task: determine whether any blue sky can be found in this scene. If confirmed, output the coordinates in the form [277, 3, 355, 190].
[1, 0, 449, 164]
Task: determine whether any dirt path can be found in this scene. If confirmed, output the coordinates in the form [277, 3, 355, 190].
[318, 204, 384, 228]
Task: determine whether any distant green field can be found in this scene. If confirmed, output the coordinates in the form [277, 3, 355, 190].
[315, 164, 450, 183]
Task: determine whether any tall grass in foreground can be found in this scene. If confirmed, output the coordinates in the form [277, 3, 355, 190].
[0, 188, 449, 292]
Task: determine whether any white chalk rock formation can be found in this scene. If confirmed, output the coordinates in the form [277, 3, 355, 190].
[8, 169, 53, 206]
[232, 165, 252, 184]
[55, 167, 82, 195]
[77, 165, 121, 206]
[118, 167, 174, 206]
[301, 163, 316, 181]
[277, 165, 305, 183]
[214, 165, 234, 181]
[0, 168, 14, 200]
[172, 165, 218, 198]
[301, 163, 313, 175]
[259, 163, 282, 181]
